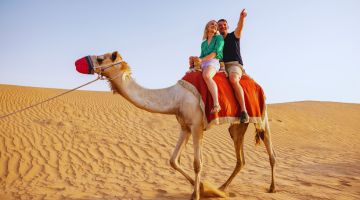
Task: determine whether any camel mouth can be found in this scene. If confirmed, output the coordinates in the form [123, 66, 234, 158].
[75, 56, 94, 74]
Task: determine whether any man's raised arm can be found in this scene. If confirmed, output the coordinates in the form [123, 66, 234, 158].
[234, 9, 247, 39]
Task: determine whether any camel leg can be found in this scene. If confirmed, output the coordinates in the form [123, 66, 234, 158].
[262, 117, 276, 193]
[191, 125, 204, 200]
[219, 123, 248, 192]
[171, 126, 226, 199]
[170, 127, 194, 185]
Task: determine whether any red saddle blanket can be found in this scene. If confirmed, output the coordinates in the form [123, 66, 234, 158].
[179, 71, 266, 129]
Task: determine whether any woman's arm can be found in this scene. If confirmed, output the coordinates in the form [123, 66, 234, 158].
[200, 52, 217, 62]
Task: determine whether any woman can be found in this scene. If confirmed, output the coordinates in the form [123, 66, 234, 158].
[189, 20, 224, 113]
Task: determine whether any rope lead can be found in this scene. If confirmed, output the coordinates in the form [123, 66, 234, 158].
[0, 77, 100, 120]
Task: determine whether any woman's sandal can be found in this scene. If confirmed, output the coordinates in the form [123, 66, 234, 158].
[211, 104, 221, 113]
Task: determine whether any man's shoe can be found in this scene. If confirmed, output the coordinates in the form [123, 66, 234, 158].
[240, 111, 249, 123]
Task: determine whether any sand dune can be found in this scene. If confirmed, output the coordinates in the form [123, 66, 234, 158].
[0, 84, 359, 200]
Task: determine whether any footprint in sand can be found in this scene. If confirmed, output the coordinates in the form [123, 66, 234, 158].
[300, 181, 313, 187]
[229, 192, 236, 197]
[157, 189, 167, 194]
[339, 180, 352, 187]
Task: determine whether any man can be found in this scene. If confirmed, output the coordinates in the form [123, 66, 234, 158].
[218, 9, 249, 123]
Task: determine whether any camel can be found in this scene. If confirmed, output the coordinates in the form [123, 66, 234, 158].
[80, 51, 276, 199]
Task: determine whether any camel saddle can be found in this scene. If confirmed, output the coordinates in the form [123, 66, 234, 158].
[178, 71, 266, 130]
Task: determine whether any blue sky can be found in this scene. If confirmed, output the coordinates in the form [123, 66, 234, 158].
[0, 0, 359, 103]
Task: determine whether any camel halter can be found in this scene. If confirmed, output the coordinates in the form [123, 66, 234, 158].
[94, 60, 123, 80]
[0, 61, 123, 120]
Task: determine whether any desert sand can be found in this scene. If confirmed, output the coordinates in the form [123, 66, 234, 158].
[0, 84, 359, 200]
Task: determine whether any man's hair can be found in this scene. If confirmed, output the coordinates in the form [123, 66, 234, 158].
[218, 19, 228, 23]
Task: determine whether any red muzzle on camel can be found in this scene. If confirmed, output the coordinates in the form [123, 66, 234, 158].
[75, 56, 94, 74]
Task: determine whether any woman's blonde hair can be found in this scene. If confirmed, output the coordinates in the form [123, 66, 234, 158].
[202, 20, 220, 40]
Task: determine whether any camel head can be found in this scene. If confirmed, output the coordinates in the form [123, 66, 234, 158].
[75, 51, 131, 78]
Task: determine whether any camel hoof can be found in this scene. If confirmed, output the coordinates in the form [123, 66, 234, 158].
[268, 185, 276, 193]
[190, 192, 200, 200]
[200, 181, 228, 198]
[218, 185, 230, 197]
[218, 185, 226, 192]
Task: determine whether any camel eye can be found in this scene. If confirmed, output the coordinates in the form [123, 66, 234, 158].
[97, 56, 104, 64]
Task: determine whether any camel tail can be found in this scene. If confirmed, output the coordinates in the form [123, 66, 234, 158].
[255, 129, 265, 145]
[254, 110, 268, 145]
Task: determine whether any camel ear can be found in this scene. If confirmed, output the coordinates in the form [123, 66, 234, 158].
[112, 51, 119, 61]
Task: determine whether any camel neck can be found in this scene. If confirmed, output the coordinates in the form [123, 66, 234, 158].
[110, 75, 179, 114]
